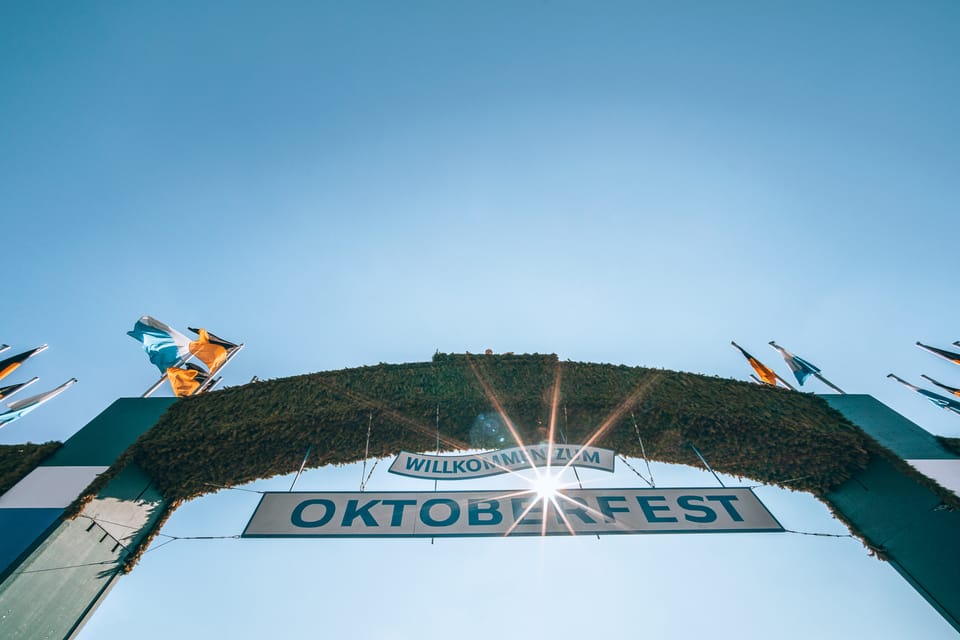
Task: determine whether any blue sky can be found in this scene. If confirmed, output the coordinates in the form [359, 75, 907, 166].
[2, 2, 959, 637]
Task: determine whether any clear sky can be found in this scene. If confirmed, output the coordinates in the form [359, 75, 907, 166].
[2, 2, 959, 638]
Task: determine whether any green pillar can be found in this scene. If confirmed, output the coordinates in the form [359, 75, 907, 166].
[822, 394, 960, 633]
[0, 398, 175, 639]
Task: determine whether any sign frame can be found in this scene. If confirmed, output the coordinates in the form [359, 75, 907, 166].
[242, 487, 784, 539]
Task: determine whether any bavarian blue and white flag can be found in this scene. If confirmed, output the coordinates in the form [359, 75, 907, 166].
[888, 374, 960, 413]
[769, 341, 821, 385]
[127, 316, 191, 372]
[0, 378, 77, 427]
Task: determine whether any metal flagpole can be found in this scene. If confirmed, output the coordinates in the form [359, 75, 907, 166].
[141, 342, 244, 398]
[773, 372, 797, 391]
[732, 341, 794, 391]
[0, 377, 39, 401]
[768, 341, 844, 394]
[813, 372, 845, 394]
[141, 353, 194, 398]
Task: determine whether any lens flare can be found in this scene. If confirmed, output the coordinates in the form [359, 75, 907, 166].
[532, 472, 561, 501]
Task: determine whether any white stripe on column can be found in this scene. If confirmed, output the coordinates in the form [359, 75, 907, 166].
[907, 459, 960, 497]
[0, 466, 109, 509]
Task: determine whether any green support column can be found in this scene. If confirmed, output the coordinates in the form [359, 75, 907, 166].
[822, 395, 960, 633]
[0, 398, 175, 640]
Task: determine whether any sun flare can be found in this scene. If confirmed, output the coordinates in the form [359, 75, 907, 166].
[531, 472, 562, 501]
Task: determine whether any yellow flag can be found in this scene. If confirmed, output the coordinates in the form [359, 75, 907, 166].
[748, 356, 778, 386]
[188, 329, 228, 374]
[166, 365, 207, 397]
[732, 342, 779, 386]
[0, 346, 47, 384]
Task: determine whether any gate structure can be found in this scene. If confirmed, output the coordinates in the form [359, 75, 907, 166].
[0, 354, 957, 638]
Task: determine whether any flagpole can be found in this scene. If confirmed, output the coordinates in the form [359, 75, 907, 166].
[140, 342, 243, 398]
[0, 377, 39, 402]
[732, 341, 794, 390]
[773, 373, 797, 391]
[921, 374, 960, 397]
[140, 353, 195, 398]
[888, 373, 960, 414]
[813, 372, 845, 394]
[2, 378, 78, 420]
[887, 373, 918, 391]
[768, 340, 842, 393]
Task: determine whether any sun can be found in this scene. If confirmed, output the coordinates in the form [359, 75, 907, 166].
[531, 471, 562, 501]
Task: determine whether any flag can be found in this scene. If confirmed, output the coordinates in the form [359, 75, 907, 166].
[769, 341, 821, 385]
[127, 316, 191, 372]
[0, 377, 39, 402]
[921, 374, 960, 398]
[0, 378, 77, 427]
[916, 342, 960, 366]
[731, 342, 778, 386]
[188, 328, 239, 352]
[887, 374, 960, 413]
[186, 328, 237, 374]
[0, 345, 48, 383]
[166, 363, 210, 397]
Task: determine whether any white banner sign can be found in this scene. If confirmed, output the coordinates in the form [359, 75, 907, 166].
[388, 444, 615, 480]
[242, 488, 783, 538]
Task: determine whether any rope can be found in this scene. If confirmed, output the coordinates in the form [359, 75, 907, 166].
[157, 534, 241, 541]
[143, 534, 242, 556]
[361, 458, 379, 492]
[432, 404, 440, 545]
[617, 455, 655, 488]
[360, 413, 373, 491]
[290, 445, 313, 492]
[630, 412, 655, 487]
[563, 405, 598, 540]
[784, 529, 855, 539]
[688, 442, 725, 487]
[75, 516, 131, 554]
[562, 406, 584, 490]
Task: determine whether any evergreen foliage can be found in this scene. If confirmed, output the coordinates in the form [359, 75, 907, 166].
[118, 353, 872, 502]
[0, 442, 61, 496]
[63, 353, 960, 572]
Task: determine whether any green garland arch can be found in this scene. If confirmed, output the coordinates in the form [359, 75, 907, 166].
[66, 353, 957, 570]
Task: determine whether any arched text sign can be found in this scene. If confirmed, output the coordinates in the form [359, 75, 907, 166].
[387, 444, 616, 480]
